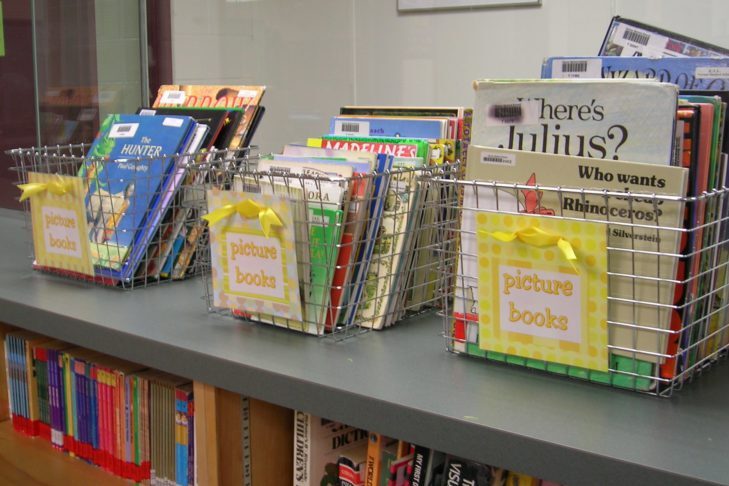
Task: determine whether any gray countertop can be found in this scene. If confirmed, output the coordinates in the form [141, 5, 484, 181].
[1, 209, 727, 486]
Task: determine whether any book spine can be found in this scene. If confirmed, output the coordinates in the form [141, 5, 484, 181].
[63, 353, 75, 455]
[242, 396, 252, 486]
[408, 445, 429, 486]
[19, 337, 29, 435]
[293, 411, 310, 486]
[187, 393, 194, 486]
[365, 432, 383, 486]
[48, 349, 58, 447]
[175, 389, 188, 486]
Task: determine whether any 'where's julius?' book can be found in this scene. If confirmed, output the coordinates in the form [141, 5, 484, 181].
[471, 79, 678, 166]
[459, 146, 689, 363]
[541, 56, 729, 91]
[79, 114, 197, 281]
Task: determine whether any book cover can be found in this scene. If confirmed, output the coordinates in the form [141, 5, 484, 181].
[152, 84, 266, 149]
[137, 106, 233, 149]
[471, 79, 678, 166]
[598, 16, 729, 58]
[330, 116, 446, 139]
[442, 455, 493, 486]
[357, 157, 426, 329]
[255, 158, 352, 332]
[80, 113, 197, 281]
[312, 136, 430, 160]
[462, 146, 689, 364]
[542, 56, 729, 91]
[293, 411, 368, 486]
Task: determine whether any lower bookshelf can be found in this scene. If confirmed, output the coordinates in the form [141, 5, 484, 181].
[1, 209, 728, 486]
[0, 419, 127, 485]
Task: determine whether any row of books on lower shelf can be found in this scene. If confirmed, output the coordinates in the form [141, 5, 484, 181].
[2, 324, 562, 486]
[3, 329, 193, 485]
[294, 410, 560, 486]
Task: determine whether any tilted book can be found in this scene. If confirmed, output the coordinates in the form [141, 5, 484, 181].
[542, 56, 729, 91]
[152, 84, 265, 149]
[471, 79, 678, 166]
[80, 114, 197, 281]
[460, 146, 689, 363]
[598, 16, 729, 59]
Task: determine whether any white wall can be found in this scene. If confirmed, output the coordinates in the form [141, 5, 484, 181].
[171, 0, 729, 153]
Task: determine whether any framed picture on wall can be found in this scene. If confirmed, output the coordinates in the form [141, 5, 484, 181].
[398, 0, 541, 11]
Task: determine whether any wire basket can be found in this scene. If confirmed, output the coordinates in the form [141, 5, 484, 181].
[8, 144, 255, 288]
[433, 178, 729, 397]
[188, 157, 461, 337]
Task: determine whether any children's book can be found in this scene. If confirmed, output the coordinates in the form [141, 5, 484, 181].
[256, 158, 351, 333]
[329, 116, 447, 139]
[471, 79, 678, 166]
[152, 84, 266, 148]
[462, 145, 689, 364]
[293, 411, 368, 486]
[79, 113, 197, 281]
[598, 16, 729, 59]
[280, 146, 379, 330]
[542, 56, 729, 91]
[137, 106, 233, 148]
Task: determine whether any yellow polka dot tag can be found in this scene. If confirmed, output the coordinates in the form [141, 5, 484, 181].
[476, 212, 609, 372]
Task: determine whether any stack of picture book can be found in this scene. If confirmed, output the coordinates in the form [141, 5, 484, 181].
[26, 84, 266, 287]
[204, 106, 469, 335]
[4, 329, 194, 485]
[450, 16, 729, 394]
[293, 410, 560, 486]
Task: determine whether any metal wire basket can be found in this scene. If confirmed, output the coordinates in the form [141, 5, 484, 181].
[433, 178, 729, 396]
[8, 143, 253, 288]
[188, 157, 461, 337]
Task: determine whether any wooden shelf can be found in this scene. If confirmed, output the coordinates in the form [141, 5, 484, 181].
[0, 420, 128, 485]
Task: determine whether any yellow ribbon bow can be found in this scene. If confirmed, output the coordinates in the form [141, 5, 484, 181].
[18, 176, 75, 202]
[480, 226, 578, 270]
[202, 199, 283, 237]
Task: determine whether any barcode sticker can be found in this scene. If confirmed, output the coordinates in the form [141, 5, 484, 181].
[334, 120, 370, 136]
[553, 59, 602, 79]
[484, 101, 540, 127]
[163, 117, 185, 128]
[695, 67, 729, 79]
[238, 89, 259, 99]
[622, 27, 651, 46]
[138, 109, 157, 116]
[108, 123, 139, 138]
[481, 152, 516, 167]
[160, 90, 186, 105]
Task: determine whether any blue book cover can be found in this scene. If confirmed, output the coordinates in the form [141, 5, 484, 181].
[80, 114, 196, 282]
[175, 391, 189, 486]
[329, 116, 445, 139]
[542, 56, 729, 91]
[342, 153, 394, 327]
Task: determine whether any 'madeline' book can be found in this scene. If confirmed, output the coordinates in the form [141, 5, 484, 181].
[471, 79, 678, 166]
[460, 145, 689, 363]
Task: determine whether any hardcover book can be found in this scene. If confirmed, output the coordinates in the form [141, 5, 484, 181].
[79, 114, 197, 281]
[471, 79, 678, 166]
[329, 116, 447, 139]
[152, 84, 265, 149]
[461, 146, 689, 363]
[598, 16, 729, 58]
[293, 411, 368, 486]
[542, 56, 729, 91]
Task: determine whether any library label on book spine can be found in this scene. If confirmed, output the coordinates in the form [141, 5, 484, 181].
[477, 212, 609, 371]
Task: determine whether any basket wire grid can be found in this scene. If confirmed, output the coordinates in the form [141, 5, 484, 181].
[189, 158, 461, 338]
[431, 178, 729, 397]
[8, 143, 253, 289]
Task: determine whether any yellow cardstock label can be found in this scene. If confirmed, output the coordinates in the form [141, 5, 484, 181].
[27, 172, 95, 276]
[207, 190, 303, 321]
[477, 212, 609, 372]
